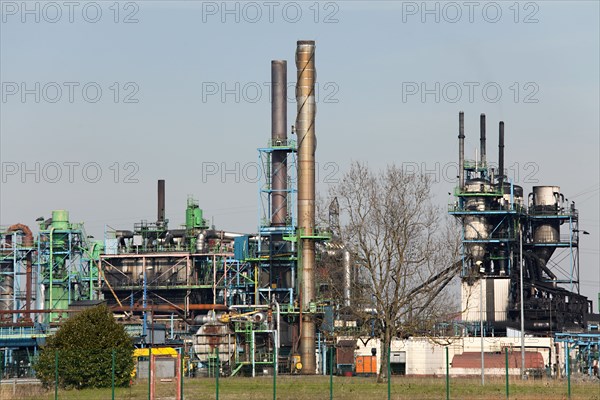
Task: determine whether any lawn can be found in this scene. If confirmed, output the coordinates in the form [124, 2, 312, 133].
[2, 375, 600, 400]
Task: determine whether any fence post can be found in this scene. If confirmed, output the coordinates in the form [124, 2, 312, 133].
[445, 347, 449, 400]
[566, 345, 571, 399]
[505, 347, 509, 399]
[54, 350, 59, 400]
[329, 346, 333, 400]
[216, 348, 220, 400]
[387, 345, 391, 400]
[273, 346, 277, 400]
[148, 347, 152, 400]
[180, 350, 184, 400]
[112, 349, 116, 400]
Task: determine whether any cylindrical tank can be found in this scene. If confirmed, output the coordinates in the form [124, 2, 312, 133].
[186, 199, 205, 230]
[463, 179, 492, 265]
[51, 210, 70, 252]
[532, 186, 561, 209]
[496, 182, 524, 208]
[193, 322, 234, 364]
[51, 210, 70, 230]
[530, 186, 561, 263]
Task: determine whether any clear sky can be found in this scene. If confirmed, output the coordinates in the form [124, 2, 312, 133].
[1, 1, 599, 300]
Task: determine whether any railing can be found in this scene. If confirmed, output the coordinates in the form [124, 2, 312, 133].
[266, 139, 297, 149]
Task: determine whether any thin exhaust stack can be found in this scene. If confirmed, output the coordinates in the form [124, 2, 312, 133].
[480, 113, 486, 167]
[498, 121, 505, 187]
[458, 112, 465, 190]
[157, 179, 165, 224]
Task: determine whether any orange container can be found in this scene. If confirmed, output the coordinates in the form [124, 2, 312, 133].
[355, 355, 377, 374]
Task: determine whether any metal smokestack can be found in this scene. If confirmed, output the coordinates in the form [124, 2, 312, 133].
[498, 122, 505, 186]
[458, 112, 465, 190]
[296, 39, 317, 374]
[271, 60, 288, 226]
[157, 179, 165, 224]
[480, 113, 486, 167]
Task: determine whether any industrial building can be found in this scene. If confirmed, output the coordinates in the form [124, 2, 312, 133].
[1, 42, 598, 380]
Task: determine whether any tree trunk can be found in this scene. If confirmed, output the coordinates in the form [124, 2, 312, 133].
[378, 328, 391, 383]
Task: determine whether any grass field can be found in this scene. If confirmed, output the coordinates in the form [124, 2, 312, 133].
[2, 376, 600, 400]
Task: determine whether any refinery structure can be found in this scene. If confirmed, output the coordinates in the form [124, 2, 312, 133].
[1, 41, 599, 379]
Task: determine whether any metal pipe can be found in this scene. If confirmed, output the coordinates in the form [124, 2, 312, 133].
[458, 112, 465, 191]
[158, 179, 165, 224]
[111, 304, 229, 312]
[271, 60, 288, 226]
[480, 113, 486, 168]
[296, 39, 317, 374]
[498, 122, 505, 187]
[343, 250, 351, 307]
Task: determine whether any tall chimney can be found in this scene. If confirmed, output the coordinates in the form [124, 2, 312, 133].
[458, 112, 465, 190]
[271, 60, 288, 226]
[498, 122, 505, 187]
[157, 179, 165, 224]
[296, 39, 317, 374]
[480, 113, 486, 168]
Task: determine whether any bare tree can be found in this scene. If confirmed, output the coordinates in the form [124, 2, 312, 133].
[330, 161, 460, 381]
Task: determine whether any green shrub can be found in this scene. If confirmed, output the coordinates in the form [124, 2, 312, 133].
[35, 305, 134, 389]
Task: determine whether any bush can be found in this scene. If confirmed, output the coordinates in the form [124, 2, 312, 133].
[35, 305, 134, 389]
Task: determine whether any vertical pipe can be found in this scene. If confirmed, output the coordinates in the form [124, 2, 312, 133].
[498, 122, 505, 187]
[296, 39, 317, 374]
[343, 250, 351, 307]
[458, 112, 465, 191]
[49, 227, 54, 323]
[157, 179, 165, 224]
[480, 113, 486, 168]
[271, 60, 288, 226]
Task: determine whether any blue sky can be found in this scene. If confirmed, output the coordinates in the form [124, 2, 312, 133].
[1, 1, 599, 300]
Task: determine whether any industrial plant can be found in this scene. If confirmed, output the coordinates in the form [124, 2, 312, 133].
[1, 41, 598, 381]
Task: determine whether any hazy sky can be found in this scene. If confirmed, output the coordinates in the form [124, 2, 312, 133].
[1, 1, 599, 300]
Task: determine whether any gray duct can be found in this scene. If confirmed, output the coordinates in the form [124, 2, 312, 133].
[271, 60, 288, 226]
[296, 39, 317, 374]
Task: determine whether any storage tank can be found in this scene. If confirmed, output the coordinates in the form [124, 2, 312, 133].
[463, 179, 492, 267]
[194, 321, 234, 364]
[496, 182, 524, 209]
[530, 186, 561, 263]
